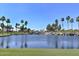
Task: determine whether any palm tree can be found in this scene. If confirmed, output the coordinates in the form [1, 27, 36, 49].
[55, 19, 58, 26]
[66, 16, 71, 30]
[0, 16, 6, 31]
[15, 23, 20, 32]
[70, 18, 74, 30]
[58, 24, 61, 31]
[76, 16, 79, 30]
[25, 21, 28, 27]
[1, 23, 4, 33]
[6, 19, 10, 32]
[20, 20, 24, 31]
[61, 18, 64, 30]
[24, 21, 28, 31]
[0, 18, 2, 28]
[1, 16, 6, 23]
[21, 20, 24, 25]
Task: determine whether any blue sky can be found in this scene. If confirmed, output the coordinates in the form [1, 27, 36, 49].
[0, 3, 79, 30]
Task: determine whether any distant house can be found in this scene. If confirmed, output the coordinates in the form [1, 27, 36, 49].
[32, 30, 40, 34]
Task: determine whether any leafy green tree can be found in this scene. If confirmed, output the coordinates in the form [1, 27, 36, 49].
[58, 24, 61, 30]
[20, 24, 25, 31]
[66, 16, 71, 29]
[52, 23, 57, 31]
[76, 16, 79, 30]
[46, 24, 52, 31]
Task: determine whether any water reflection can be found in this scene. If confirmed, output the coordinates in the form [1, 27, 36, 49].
[0, 35, 79, 48]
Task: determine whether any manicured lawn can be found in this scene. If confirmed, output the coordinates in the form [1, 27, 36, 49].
[0, 48, 79, 56]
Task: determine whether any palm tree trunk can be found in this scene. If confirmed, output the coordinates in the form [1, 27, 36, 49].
[62, 22, 63, 30]
[7, 24, 8, 32]
[71, 23, 73, 30]
[78, 22, 79, 30]
[67, 21, 69, 30]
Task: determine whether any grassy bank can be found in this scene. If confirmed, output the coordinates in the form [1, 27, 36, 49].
[0, 48, 79, 56]
[0, 32, 29, 37]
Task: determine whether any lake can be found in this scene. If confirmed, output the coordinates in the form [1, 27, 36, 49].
[0, 34, 79, 48]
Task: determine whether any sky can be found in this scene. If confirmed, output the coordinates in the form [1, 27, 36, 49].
[0, 3, 79, 30]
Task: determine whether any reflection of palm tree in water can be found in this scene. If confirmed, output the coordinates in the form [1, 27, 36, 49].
[6, 36, 10, 48]
[77, 36, 79, 48]
[47, 35, 52, 47]
[24, 35, 27, 48]
[21, 35, 24, 48]
[21, 35, 27, 48]
[55, 35, 58, 48]
[1, 37, 4, 48]
[15, 35, 17, 46]
[61, 36, 64, 49]
[47, 35, 58, 48]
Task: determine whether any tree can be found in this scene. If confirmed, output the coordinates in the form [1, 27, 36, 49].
[21, 20, 24, 25]
[76, 16, 79, 30]
[20, 24, 25, 31]
[6, 19, 10, 32]
[61, 18, 64, 30]
[1, 16, 6, 23]
[27, 28, 31, 33]
[46, 24, 52, 31]
[25, 21, 28, 26]
[20, 20, 24, 31]
[0, 16, 6, 31]
[58, 24, 61, 30]
[1, 23, 4, 32]
[70, 18, 74, 30]
[24, 21, 28, 30]
[15, 23, 20, 32]
[52, 23, 57, 31]
[66, 16, 71, 29]
[55, 19, 58, 26]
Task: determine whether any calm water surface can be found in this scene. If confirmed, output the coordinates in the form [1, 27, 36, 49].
[0, 35, 79, 48]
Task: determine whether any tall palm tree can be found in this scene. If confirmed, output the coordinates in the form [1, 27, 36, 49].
[15, 23, 20, 32]
[66, 16, 71, 30]
[20, 20, 24, 31]
[0, 16, 6, 31]
[0, 18, 2, 29]
[55, 19, 58, 26]
[24, 21, 28, 31]
[61, 18, 64, 30]
[1, 16, 6, 23]
[25, 21, 28, 27]
[6, 19, 10, 32]
[70, 18, 74, 30]
[21, 20, 24, 25]
[76, 16, 79, 30]
[1, 23, 4, 33]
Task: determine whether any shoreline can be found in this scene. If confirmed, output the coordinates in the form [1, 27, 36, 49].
[0, 32, 79, 37]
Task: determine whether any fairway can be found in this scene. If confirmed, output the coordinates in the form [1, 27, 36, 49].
[0, 48, 79, 56]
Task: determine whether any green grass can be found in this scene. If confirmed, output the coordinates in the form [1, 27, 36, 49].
[0, 48, 79, 56]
